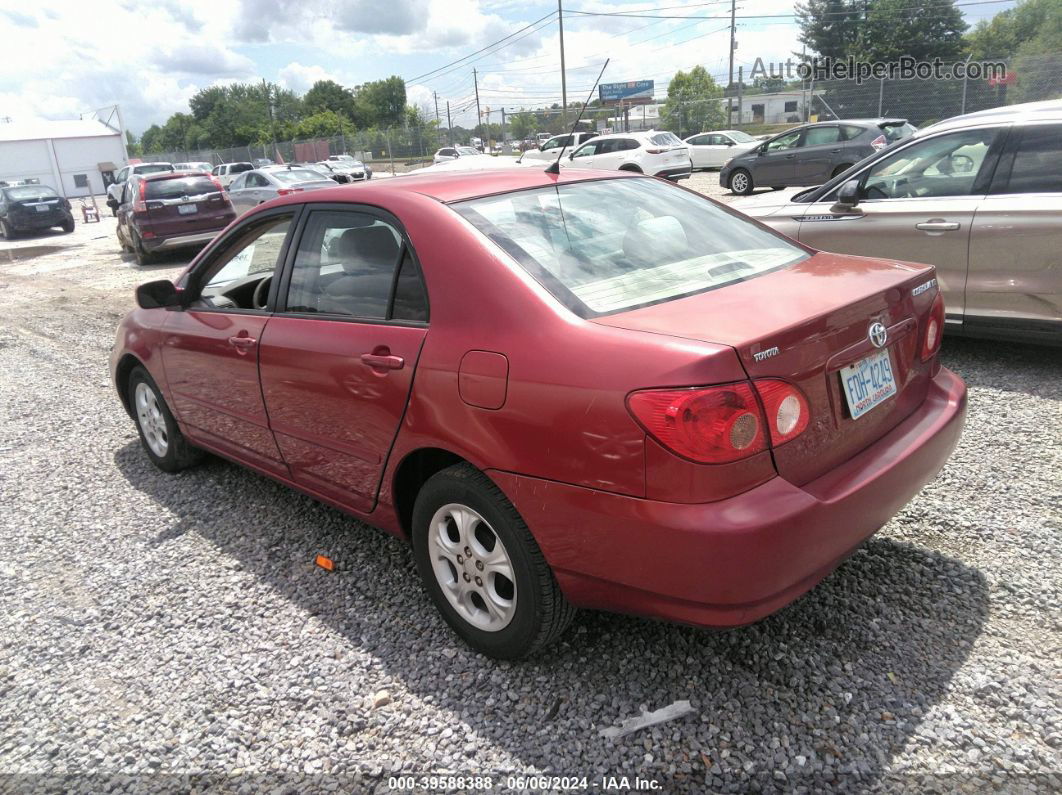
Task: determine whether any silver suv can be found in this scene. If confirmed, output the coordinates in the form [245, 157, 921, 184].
[732, 100, 1062, 345]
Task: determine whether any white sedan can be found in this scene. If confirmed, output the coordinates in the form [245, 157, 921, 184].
[433, 146, 484, 165]
[683, 130, 760, 169]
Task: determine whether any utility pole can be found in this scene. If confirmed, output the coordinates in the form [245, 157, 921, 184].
[558, 0, 569, 128]
[737, 66, 744, 128]
[501, 108, 507, 150]
[727, 0, 736, 127]
[446, 101, 453, 145]
[473, 68, 482, 144]
[433, 91, 441, 146]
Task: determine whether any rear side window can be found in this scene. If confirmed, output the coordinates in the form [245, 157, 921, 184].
[285, 210, 427, 321]
[804, 126, 842, 146]
[1004, 125, 1062, 194]
[841, 125, 866, 140]
[231, 163, 253, 174]
[144, 176, 218, 200]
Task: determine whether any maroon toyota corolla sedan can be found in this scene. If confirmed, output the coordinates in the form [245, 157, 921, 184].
[111, 168, 966, 659]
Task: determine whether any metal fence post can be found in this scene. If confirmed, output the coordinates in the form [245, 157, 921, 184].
[878, 78, 884, 117]
[961, 54, 973, 115]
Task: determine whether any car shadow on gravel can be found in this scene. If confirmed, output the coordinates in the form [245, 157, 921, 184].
[115, 441, 989, 791]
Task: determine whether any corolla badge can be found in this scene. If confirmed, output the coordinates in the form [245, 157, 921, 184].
[868, 322, 888, 348]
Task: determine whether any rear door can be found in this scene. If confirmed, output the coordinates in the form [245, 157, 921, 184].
[795, 126, 1006, 322]
[162, 210, 298, 475]
[792, 125, 845, 184]
[258, 207, 430, 512]
[143, 174, 234, 237]
[966, 122, 1062, 338]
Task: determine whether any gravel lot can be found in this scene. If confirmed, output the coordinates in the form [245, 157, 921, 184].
[0, 186, 1059, 793]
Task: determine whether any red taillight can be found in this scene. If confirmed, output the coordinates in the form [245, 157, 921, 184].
[753, 379, 810, 446]
[209, 175, 224, 192]
[627, 383, 767, 464]
[132, 180, 147, 212]
[870, 134, 887, 150]
[921, 292, 945, 361]
[276, 187, 304, 196]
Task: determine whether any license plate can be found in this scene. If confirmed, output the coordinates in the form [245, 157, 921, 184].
[177, 203, 198, 215]
[840, 348, 897, 419]
[35, 205, 48, 213]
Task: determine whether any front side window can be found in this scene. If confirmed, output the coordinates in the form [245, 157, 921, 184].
[861, 128, 998, 200]
[766, 130, 802, 152]
[1003, 125, 1062, 194]
[454, 178, 806, 317]
[572, 142, 598, 159]
[285, 210, 426, 321]
[191, 215, 293, 310]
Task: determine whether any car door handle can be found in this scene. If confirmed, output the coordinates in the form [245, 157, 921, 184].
[361, 352, 405, 370]
[228, 335, 257, 348]
[829, 148, 841, 153]
[915, 220, 961, 232]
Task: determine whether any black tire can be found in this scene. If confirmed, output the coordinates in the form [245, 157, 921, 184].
[128, 366, 205, 473]
[729, 168, 754, 195]
[832, 164, 854, 179]
[0, 219, 14, 240]
[412, 463, 575, 659]
[61, 219, 75, 233]
[133, 233, 154, 266]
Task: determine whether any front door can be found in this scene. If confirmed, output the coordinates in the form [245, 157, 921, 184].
[795, 126, 1005, 321]
[966, 123, 1062, 337]
[162, 210, 297, 475]
[258, 207, 430, 513]
[753, 129, 802, 186]
[565, 140, 599, 171]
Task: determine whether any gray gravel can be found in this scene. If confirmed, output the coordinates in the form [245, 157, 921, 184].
[0, 204, 1060, 793]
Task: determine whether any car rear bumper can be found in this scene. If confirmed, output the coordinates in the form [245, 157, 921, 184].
[10, 211, 73, 230]
[489, 366, 967, 628]
[653, 165, 692, 181]
[141, 229, 222, 252]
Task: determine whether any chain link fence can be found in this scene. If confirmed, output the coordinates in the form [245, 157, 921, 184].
[142, 56, 1062, 165]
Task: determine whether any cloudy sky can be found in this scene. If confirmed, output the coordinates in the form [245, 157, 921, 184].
[0, 0, 1016, 134]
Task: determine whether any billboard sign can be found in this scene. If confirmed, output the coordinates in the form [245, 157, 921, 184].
[599, 80, 654, 105]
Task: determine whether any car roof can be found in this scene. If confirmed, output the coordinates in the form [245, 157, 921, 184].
[922, 99, 1062, 133]
[274, 168, 640, 205]
[136, 169, 209, 181]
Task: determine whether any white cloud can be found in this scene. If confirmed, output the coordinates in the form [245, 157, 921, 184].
[277, 62, 342, 93]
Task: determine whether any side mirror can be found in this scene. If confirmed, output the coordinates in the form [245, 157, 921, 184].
[832, 178, 863, 213]
[136, 279, 181, 309]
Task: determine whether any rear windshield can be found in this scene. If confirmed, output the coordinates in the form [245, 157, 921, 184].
[6, 186, 59, 200]
[273, 168, 326, 183]
[454, 178, 807, 317]
[145, 175, 219, 199]
[881, 122, 917, 141]
[457, 147, 481, 156]
[650, 132, 684, 147]
[230, 163, 254, 174]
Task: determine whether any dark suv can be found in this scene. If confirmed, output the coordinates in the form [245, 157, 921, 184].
[0, 184, 75, 238]
[720, 118, 916, 194]
[116, 172, 236, 266]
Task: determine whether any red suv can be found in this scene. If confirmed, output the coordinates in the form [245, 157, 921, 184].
[116, 171, 236, 265]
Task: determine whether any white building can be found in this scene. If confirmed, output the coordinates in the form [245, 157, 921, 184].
[604, 89, 826, 132]
[0, 119, 127, 198]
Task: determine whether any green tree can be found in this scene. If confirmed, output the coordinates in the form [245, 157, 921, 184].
[796, 0, 864, 58]
[125, 130, 143, 157]
[292, 110, 349, 139]
[355, 76, 406, 128]
[661, 66, 726, 136]
[509, 112, 538, 139]
[303, 80, 357, 120]
[140, 124, 163, 154]
[797, 0, 966, 60]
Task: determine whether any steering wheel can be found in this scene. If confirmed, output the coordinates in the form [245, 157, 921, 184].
[252, 275, 272, 310]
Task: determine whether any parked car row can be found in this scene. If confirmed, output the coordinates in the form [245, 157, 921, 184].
[732, 100, 1061, 345]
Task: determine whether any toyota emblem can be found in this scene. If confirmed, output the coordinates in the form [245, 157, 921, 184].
[868, 321, 888, 348]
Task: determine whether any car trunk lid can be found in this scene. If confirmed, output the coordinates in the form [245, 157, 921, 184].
[144, 175, 234, 237]
[594, 251, 940, 485]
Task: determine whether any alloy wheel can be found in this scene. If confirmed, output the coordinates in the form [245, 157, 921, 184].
[427, 503, 517, 632]
[135, 381, 169, 457]
[731, 172, 749, 193]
